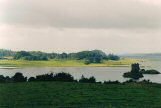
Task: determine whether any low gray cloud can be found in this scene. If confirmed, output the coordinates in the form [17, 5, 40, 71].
[0, 25, 161, 54]
[0, 0, 161, 53]
[1, 0, 161, 28]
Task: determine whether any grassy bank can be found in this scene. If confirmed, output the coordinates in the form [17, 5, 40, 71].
[0, 58, 141, 67]
[0, 82, 161, 108]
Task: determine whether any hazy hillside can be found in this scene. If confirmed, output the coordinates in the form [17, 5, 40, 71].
[121, 53, 161, 61]
[0, 49, 15, 58]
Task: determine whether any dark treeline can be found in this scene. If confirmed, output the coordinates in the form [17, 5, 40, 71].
[0, 72, 97, 83]
[0, 72, 152, 84]
[0, 49, 120, 64]
[14, 51, 48, 61]
[29, 72, 75, 82]
[13, 50, 120, 64]
[79, 75, 96, 83]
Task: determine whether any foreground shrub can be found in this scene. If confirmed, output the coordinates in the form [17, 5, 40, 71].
[79, 75, 96, 83]
[123, 79, 152, 84]
[29, 72, 75, 82]
[140, 79, 151, 84]
[53, 72, 74, 82]
[0, 75, 6, 83]
[28, 77, 36, 82]
[12, 72, 27, 82]
[123, 79, 135, 84]
[36, 73, 53, 81]
[104, 80, 120, 84]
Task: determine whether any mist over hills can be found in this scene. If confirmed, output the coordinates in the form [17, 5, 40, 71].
[121, 53, 161, 60]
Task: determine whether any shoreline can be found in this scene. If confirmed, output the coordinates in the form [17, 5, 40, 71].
[0, 58, 142, 68]
[0, 65, 130, 69]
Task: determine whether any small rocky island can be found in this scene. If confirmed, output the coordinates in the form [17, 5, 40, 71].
[123, 63, 160, 80]
[123, 63, 143, 79]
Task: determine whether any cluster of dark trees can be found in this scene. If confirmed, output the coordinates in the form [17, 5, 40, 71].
[123, 63, 160, 80]
[0, 73, 27, 83]
[13, 50, 120, 63]
[0, 49, 120, 64]
[28, 72, 75, 82]
[79, 75, 96, 83]
[0, 71, 153, 85]
[0, 72, 97, 83]
[14, 51, 48, 60]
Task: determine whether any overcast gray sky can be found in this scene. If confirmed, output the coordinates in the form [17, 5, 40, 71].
[0, 0, 161, 54]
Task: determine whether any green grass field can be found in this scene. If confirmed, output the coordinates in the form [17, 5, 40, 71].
[0, 58, 141, 67]
[0, 82, 161, 108]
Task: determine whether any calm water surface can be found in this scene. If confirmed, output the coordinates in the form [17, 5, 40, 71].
[0, 57, 161, 83]
[0, 67, 131, 82]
